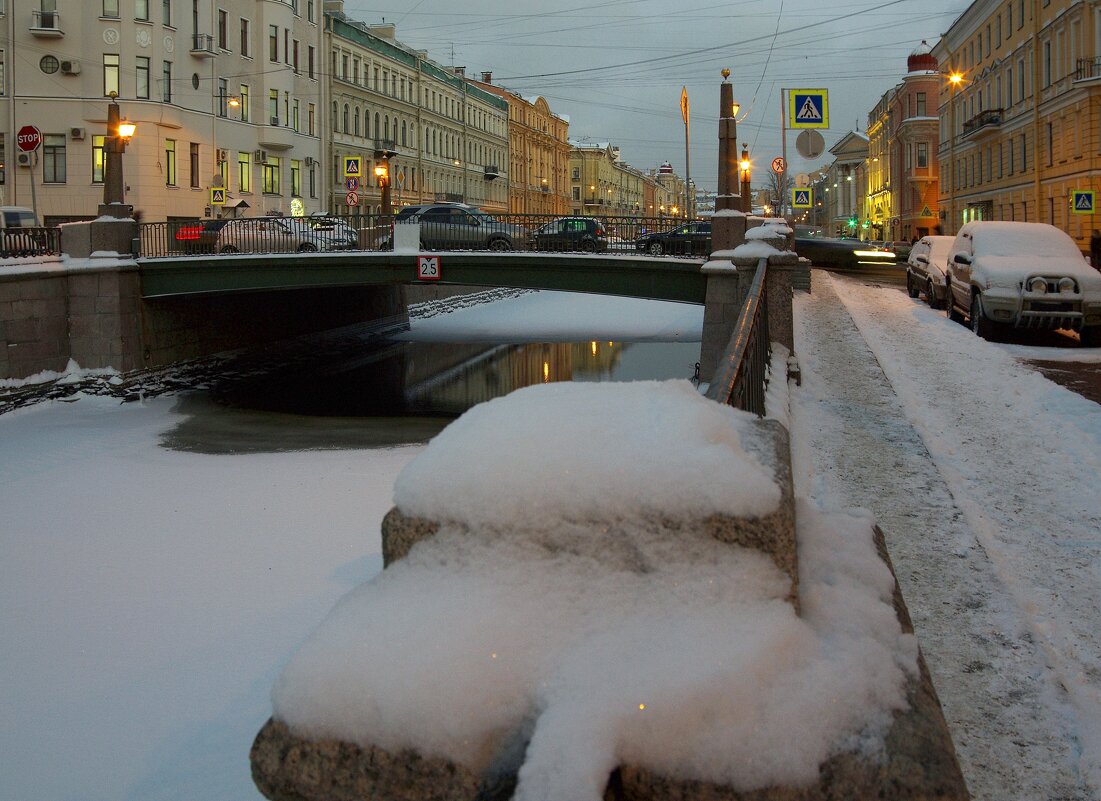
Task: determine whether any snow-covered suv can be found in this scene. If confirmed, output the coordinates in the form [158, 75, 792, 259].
[945, 221, 1101, 345]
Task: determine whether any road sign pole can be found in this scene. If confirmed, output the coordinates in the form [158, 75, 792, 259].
[780, 89, 788, 219]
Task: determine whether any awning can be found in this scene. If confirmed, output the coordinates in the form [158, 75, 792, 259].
[225, 198, 250, 209]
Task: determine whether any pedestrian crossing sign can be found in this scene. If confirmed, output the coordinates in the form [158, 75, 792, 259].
[344, 157, 362, 178]
[791, 187, 813, 209]
[920, 205, 933, 218]
[790, 89, 829, 129]
[1072, 190, 1095, 214]
[210, 187, 226, 205]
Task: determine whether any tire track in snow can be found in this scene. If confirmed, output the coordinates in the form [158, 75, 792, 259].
[792, 271, 1096, 801]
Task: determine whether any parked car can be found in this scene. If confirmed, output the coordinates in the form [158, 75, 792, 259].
[635, 221, 712, 256]
[284, 216, 358, 249]
[530, 216, 608, 252]
[0, 205, 50, 256]
[945, 221, 1101, 344]
[210, 216, 353, 254]
[905, 235, 955, 309]
[390, 203, 530, 251]
[884, 240, 913, 259]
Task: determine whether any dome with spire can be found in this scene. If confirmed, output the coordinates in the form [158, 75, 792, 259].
[908, 40, 938, 74]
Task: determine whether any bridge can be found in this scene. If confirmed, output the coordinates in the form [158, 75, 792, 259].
[137, 250, 707, 304]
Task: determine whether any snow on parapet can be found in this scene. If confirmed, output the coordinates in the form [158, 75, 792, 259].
[392, 380, 781, 526]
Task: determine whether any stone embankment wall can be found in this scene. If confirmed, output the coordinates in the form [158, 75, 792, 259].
[0, 257, 408, 381]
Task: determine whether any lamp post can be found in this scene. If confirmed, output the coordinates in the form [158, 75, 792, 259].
[101, 93, 136, 217]
[375, 160, 391, 219]
[945, 71, 963, 234]
[739, 143, 751, 213]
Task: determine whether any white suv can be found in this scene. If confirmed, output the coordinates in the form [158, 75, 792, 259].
[945, 221, 1101, 345]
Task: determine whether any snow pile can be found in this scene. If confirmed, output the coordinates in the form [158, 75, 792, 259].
[272, 382, 918, 799]
[0, 358, 119, 390]
[732, 240, 782, 260]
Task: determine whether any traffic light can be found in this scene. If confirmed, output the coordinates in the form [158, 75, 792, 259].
[847, 216, 857, 229]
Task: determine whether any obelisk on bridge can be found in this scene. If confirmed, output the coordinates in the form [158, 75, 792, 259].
[712, 70, 747, 252]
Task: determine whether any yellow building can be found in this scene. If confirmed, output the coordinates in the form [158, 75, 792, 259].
[467, 75, 571, 214]
[569, 143, 645, 217]
[933, 0, 1101, 248]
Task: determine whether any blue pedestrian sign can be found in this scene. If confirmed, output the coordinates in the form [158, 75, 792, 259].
[1072, 190, 1095, 215]
[343, 157, 362, 178]
[790, 89, 829, 129]
[791, 188, 813, 209]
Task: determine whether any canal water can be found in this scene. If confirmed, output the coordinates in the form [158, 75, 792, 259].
[161, 332, 702, 454]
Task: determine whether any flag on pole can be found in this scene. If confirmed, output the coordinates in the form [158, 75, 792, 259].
[680, 86, 690, 126]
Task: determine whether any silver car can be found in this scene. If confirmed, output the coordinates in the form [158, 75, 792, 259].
[216, 217, 350, 254]
[392, 203, 530, 251]
[905, 235, 955, 309]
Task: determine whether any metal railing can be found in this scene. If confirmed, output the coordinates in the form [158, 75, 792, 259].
[137, 213, 706, 258]
[706, 258, 770, 416]
[0, 227, 62, 259]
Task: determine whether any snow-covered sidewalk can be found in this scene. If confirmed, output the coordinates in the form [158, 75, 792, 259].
[791, 270, 1101, 801]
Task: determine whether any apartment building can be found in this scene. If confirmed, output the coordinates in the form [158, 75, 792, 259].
[325, 14, 509, 216]
[466, 74, 570, 215]
[933, 0, 1101, 247]
[568, 142, 645, 217]
[1, 0, 325, 223]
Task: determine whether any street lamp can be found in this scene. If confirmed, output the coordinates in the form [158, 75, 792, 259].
[739, 143, 751, 213]
[375, 161, 391, 218]
[945, 71, 964, 234]
[101, 92, 136, 216]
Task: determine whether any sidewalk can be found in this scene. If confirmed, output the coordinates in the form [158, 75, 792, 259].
[789, 270, 1099, 801]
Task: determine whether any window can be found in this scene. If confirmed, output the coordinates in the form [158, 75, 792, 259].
[189, 142, 199, 187]
[290, 159, 301, 196]
[136, 56, 150, 98]
[217, 10, 227, 49]
[308, 45, 315, 79]
[308, 103, 315, 136]
[269, 89, 278, 124]
[237, 151, 250, 192]
[162, 61, 172, 102]
[572, 167, 580, 180]
[165, 138, 177, 185]
[92, 135, 106, 183]
[262, 156, 279, 194]
[572, 186, 580, 201]
[916, 92, 926, 116]
[103, 0, 119, 17]
[240, 18, 250, 57]
[162, 0, 171, 26]
[136, 0, 149, 21]
[1046, 122, 1053, 165]
[1043, 40, 1051, 87]
[292, 39, 299, 72]
[43, 134, 65, 183]
[268, 25, 278, 61]
[103, 54, 120, 96]
[217, 77, 228, 116]
[309, 163, 316, 198]
[284, 29, 290, 64]
[292, 99, 299, 131]
[308, 0, 315, 22]
[353, 107, 360, 136]
[1021, 133, 1027, 171]
[240, 84, 249, 121]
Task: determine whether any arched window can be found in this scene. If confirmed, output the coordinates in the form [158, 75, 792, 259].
[342, 103, 349, 133]
[374, 112, 380, 140]
[332, 101, 338, 131]
[384, 115, 390, 141]
[354, 107, 360, 136]
[401, 120, 407, 147]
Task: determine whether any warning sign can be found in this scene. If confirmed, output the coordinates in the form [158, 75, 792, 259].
[1072, 190, 1095, 214]
[790, 89, 829, 129]
[210, 187, 226, 205]
[791, 188, 813, 209]
[920, 205, 933, 218]
[343, 157, 362, 177]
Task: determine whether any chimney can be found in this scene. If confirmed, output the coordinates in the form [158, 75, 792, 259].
[368, 23, 396, 39]
[481, 71, 492, 84]
[453, 66, 466, 77]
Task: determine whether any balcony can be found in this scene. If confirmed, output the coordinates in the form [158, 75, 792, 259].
[484, 165, 500, 180]
[30, 9, 63, 36]
[373, 138, 397, 157]
[190, 33, 216, 57]
[1075, 57, 1101, 84]
[961, 108, 1003, 141]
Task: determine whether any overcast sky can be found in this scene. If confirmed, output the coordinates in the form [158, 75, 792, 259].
[344, 0, 971, 192]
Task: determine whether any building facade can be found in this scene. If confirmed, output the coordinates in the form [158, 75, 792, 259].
[467, 76, 570, 215]
[822, 131, 869, 235]
[2, 0, 326, 223]
[325, 17, 509, 216]
[568, 143, 645, 217]
[932, 0, 1101, 248]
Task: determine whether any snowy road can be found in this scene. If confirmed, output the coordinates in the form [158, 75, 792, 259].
[791, 270, 1101, 801]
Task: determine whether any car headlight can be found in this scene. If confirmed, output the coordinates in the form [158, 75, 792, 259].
[1028, 276, 1047, 293]
[1058, 277, 1076, 294]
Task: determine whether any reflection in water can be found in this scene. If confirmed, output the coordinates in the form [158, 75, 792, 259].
[163, 337, 701, 452]
[404, 341, 699, 415]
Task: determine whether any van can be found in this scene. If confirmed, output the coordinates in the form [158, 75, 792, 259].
[0, 206, 39, 229]
[0, 206, 49, 256]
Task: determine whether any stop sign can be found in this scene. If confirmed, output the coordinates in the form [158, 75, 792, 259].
[16, 125, 42, 152]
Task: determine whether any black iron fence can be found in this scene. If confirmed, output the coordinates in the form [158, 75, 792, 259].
[0, 227, 62, 259]
[705, 258, 771, 416]
[137, 213, 703, 258]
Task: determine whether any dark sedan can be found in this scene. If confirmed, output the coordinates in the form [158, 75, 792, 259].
[636, 221, 712, 256]
[530, 216, 609, 252]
